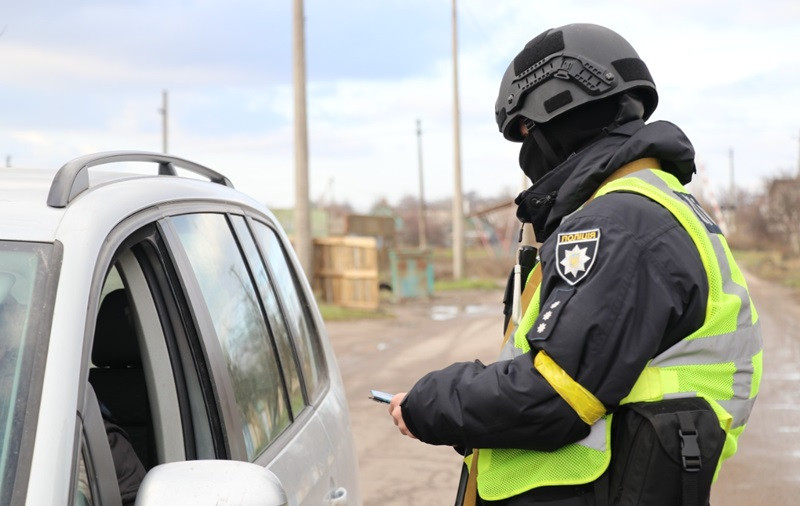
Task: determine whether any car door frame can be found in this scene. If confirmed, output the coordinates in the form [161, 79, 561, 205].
[70, 198, 343, 505]
[68, 201, 233, 504]
[154, 205, 341, 504]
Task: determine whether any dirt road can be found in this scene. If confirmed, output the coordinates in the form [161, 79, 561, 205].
[328, 289, 501, 505]
[327, 274, 800, 505]
[710, 274, 800, 504]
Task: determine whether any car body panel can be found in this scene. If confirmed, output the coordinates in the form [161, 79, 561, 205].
[1, 159, 361, 505]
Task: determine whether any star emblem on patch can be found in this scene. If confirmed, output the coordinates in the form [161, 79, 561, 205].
[555, 228, 600, 285]
[560, 245, 591, 277]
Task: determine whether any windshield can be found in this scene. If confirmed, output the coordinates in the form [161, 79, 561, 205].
[0, 241, 56, 503]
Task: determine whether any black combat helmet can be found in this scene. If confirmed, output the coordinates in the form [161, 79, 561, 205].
[495, 23, 658, 142]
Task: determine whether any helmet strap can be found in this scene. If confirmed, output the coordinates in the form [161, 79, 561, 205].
[614, 93, 646, 125]
[531, 127, 561, 169]
[581, 93, 647, 148]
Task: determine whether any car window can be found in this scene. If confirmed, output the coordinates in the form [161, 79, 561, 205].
[229, 216, 305, 417]
[0, 241, 54, 503]
[251, 222, 327, 400]
[99, 265, 124, 301]
[125, 235, 220, 461]
[170, 214, 290, 460]
[72, 438, 94, 506]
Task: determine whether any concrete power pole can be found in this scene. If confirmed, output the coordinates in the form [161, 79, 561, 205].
[451, 0, 465, 280]
[159, 90, 168, 153]
[729, 148, 735, 200]
[293, 0, 312, 278]
[728, 148, 736, 232]
[416, 119, 428, 249]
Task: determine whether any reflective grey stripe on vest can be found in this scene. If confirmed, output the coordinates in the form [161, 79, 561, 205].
[635, 170, 752, 326]
[579, 417, 607, 452]
[712, 232, 752, 328]
[649, 324, 762, 368]
[625, 169, 761, 428]
[720, 396, 758, 429]
[499, 336, 523, 360]
[650, 323, 761, 426]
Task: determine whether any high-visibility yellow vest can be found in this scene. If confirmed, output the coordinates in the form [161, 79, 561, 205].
[475, 167, 763, 501]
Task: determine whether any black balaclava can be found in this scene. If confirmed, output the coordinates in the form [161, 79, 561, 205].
[515, 93, 646, 240]
[518, 93, 627, 183]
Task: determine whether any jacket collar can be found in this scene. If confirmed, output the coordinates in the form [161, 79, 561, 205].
[516, 120, 696, 242]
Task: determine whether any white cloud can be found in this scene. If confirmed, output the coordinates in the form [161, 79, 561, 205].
[1, 0, 798, 213]
[0, 42, 257, 89]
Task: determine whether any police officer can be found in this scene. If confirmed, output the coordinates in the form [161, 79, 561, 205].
[388, 23, 762, 505]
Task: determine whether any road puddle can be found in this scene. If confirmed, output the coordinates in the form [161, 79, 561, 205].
[430, 304, 496, 321]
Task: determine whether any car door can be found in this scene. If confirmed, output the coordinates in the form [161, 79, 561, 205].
[161, 211, 343, 505]
[245, 217, 358, 504]
[76, 222, 219, 506]
[79, 206, 355, 505]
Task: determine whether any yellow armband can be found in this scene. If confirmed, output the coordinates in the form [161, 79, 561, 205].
[534, 350, 606, 425]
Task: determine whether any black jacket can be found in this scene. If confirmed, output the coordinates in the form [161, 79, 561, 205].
[401, 120, 708, 458]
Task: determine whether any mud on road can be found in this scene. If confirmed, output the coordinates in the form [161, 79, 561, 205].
[326, 275, 800, 505]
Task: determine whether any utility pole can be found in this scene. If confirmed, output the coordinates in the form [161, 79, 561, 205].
[729, 148, 735, 201]
[728, 148, 736, 232]
[796, 128, 800, 179]
[451, 0, 465, 280]
[293, 0, 312, 278]
[159, 90, 168, 153]
[416, 119, 428, 249]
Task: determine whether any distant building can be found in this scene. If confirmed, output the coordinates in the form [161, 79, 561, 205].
[767, 178, 800, 200]
[766, 177, 800, 254]
[271, 208, 331, 238]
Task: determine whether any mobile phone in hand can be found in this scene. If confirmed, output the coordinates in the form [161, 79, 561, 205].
[369, 389, 394, 404]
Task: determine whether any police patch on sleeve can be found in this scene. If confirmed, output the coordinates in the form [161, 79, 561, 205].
[555, 228, 600, 286]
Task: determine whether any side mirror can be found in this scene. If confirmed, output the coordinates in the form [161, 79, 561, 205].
[135, 460, 288, 505]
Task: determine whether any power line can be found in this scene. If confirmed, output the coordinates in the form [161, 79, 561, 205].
[451, 0, 465, 280]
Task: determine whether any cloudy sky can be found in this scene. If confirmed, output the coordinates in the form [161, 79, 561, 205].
[2, 0, 798, 212]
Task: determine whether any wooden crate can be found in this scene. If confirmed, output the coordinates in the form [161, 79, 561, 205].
[313, 237, 379, 309]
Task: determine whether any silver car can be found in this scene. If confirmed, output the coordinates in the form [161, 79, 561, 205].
[0, 152, 360, 505]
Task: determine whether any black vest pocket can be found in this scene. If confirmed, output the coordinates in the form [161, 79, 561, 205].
[607, 397, 725, 506]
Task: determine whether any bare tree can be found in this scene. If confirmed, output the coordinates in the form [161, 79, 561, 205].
[764, 174, 800, 255]
[395, 195, 421, 247]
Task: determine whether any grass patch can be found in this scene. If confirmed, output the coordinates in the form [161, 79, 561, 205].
[317, 301, 394, 322]
[732, 249, 800, 289]
[434, 277, 502, 291]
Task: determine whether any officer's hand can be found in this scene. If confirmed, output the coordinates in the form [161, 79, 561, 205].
[389, 392, 416, 439]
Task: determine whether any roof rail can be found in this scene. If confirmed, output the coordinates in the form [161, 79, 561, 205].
[47, 151, 234, 208]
